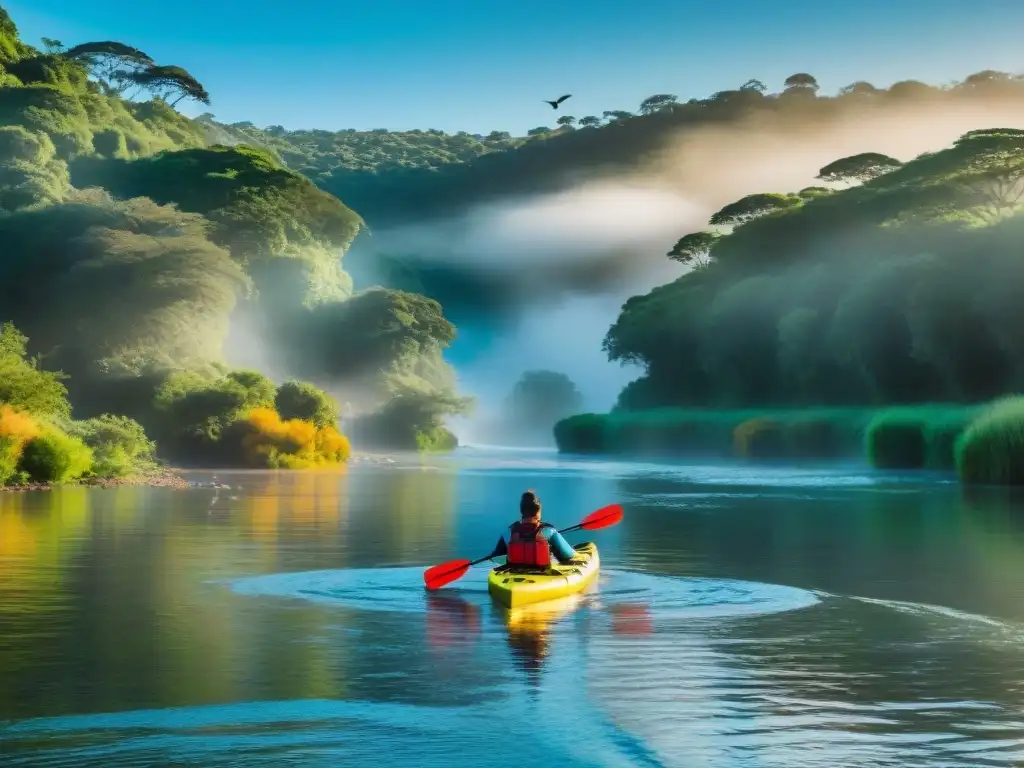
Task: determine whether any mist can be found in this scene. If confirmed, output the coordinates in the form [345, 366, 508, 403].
[342, 93, 1024, 437]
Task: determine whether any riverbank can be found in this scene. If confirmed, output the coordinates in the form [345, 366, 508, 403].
[553, 403, 993, 472]
[0, 451, 410, 492]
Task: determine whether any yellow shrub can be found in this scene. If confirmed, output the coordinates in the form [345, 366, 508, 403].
[239, 407, 351, 469]
[0, 405, 41, 443]
[0, 406, 40, 483]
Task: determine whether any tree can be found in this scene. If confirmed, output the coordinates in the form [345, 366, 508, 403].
[526, 126, 552, 137]
[944, 131, 1024, 220]
[666, 231, 721, 268]
[486, 130, 512, 141]
[708, 193, 801, 227]
[638, 94, 678, 115]
[556, 115, 576, 128]
[40, 37, 64, 53]
[839, 81, 879, 97]
[578, 116, 601, 128]
[783, 72, 819, 93]
[504, 370, 584, 435]
[817, 152, 904, 185]
[62, 41, 155, 91]
[274, 380, 339, 428]
[739, 79, 767, 93]
[798, 186, 832, 199]
[287, 288, 456, 384]
[886, 80, 936, 99]
[958, 70, 1013, 89]
[116, 64, 210, 106]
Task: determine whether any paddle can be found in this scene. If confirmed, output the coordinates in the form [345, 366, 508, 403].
[423, 503, 623, 591]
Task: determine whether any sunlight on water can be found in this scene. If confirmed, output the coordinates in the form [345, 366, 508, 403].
[226, 566, 821, 620]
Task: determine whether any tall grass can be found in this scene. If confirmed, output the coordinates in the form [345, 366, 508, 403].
[554, 403, 984, 468]
[956, 397, 1024, 485]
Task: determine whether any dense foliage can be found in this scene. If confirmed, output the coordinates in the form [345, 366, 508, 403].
[605, 128, 1024, 411]
[0, 6, 467, 459]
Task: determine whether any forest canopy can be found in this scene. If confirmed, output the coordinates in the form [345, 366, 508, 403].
[605, 127, 1024, 411]
[0, 5, 467, 460]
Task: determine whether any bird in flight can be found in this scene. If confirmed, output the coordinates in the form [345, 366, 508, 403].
[544, 94, 572, 109]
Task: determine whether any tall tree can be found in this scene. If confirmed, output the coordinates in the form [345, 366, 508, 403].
[817, 152, 904, 185]
[116, 64, 211, 106]
[62, 41, 155, 90]
[708, 193, 801, 227]
[556, 115, 577, 128]
[783, 72, 819, 93]
[666, 231, 721, 269]
[638, 94, 678, 115]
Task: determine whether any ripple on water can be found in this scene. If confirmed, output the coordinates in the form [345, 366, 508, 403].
[225, 566, 821, 620]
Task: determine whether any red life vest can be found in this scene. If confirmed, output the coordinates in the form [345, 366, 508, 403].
[507, 520, 551, 568]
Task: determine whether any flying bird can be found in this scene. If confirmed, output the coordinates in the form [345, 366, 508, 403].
[544, 94, 572, 109]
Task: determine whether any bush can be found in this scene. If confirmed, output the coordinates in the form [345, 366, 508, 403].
[65, 414, 156, 478]
[733, 418, 786, 460]
[0, 436, 23, 484]
[554, 413, 606, 453]
[416, 426, 458, 452]
[274, 380, 339, 428]
[554, 404, 981, 467]
[16, 429, 93, 483]
[0, 322, 71, 419]
[227, 370, 276, 411]
[956, 397, 1024, 485]
[865, 413, 927, 469]
[231, 407, 350, 468]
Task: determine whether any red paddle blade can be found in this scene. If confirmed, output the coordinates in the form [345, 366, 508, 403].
[423, 559, 472, 590]
[579, 504, 624, 530]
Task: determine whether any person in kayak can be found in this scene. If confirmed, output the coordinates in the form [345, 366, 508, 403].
[493, 490, 577, 569]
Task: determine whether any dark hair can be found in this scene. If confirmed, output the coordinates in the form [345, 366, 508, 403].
[520, 490, 541, 518]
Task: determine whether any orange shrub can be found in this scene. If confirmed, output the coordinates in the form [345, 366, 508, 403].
[238, 407, 351, 469]
[0, 406, 41, 484]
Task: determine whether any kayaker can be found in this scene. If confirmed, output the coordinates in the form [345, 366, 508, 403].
[493, 490, 577, 568]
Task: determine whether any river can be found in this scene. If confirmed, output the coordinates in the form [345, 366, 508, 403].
[1, 448, 1023, 767]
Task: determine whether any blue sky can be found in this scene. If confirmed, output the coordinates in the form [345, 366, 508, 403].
[7, 0, 1024, 135]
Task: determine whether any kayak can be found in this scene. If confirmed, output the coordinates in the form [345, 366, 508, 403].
[488, 541, 600, 609]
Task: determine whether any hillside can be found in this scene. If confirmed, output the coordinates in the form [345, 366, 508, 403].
[207, 73, 1024, 226]
[0, 6, 466, 468]
[603, 127, 1024, 410]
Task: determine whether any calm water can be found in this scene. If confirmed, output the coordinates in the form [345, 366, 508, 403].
[2, 448, 1024, 767]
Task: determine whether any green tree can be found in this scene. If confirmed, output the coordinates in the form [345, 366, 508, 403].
[63, 40, 155, 90]
[577, 116, 601, 128]
[708, 192, 801, 227]
[783, 72, 819, 93]
[556, 115, 576, 128]
[638, 94, 678, 115]
[666, 231, 721, 268]
[116, 64, 210, 107]
[817, 152, 904, 185]
[274, 380, 339, 428]
[739, 79, 767, 93]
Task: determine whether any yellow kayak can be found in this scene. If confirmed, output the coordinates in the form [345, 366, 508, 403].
[487, 541, 600, 609]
